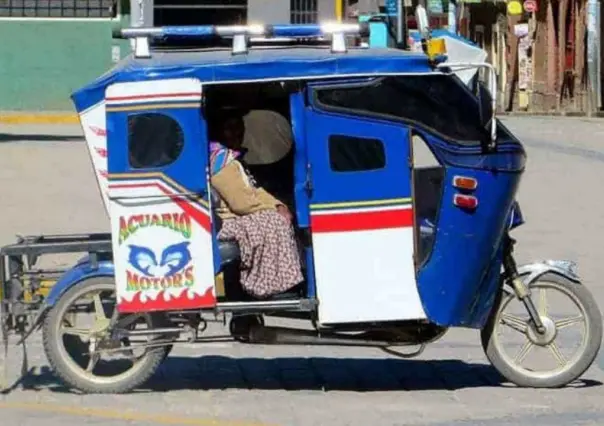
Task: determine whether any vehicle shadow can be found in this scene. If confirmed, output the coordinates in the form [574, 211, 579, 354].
[7, 355, 603, 394]
[0, 133, 82, 143]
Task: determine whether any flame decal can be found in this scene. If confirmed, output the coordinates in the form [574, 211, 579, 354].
[89, 126, 107, 137]
[118, 287, 215, 312]
[95, 147, 108, 157]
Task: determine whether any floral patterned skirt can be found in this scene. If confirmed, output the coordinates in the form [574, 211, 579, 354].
[218, 209, 304, 298]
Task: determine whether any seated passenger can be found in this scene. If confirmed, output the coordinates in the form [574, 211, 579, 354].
[209, 111, 304, 298]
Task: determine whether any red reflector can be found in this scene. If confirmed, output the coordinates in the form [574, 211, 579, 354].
[453, 175, 478, 190]
[454, 194, 478, 210]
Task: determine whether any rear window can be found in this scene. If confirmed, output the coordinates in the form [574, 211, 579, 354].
[128, 113, 184, 169]
[315, 75, 487, 144]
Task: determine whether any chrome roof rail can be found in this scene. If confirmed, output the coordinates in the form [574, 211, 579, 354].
[113, 23, 368, 57]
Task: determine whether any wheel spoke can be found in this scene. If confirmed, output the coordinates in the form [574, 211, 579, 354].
[514, 340, 535, 364]
[555, 315, 584, 330]
[115, 314, 144, 330]
[86, 353, 100, 372]
[93, 293, 107, 321]
[538, 288, 548, 316]
[501, 313, 528, 334]
[547, 342, 567, 366]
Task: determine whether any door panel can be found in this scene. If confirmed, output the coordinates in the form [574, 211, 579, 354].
[105, 78, 216, 313]
[305, 107, 426, 324]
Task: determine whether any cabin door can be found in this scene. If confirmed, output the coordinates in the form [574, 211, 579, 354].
[304, 97, 426, 325]
[105, 78, 217, 313]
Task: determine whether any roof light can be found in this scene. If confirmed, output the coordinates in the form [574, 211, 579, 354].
[115, 23, 364, 41]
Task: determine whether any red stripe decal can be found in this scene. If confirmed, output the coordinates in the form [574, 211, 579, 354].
[106, 92, 201, 102]
[311, 208, 413, 233]
[108, 182, 210, 232]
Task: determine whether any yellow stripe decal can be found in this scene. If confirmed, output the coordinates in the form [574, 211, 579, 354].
[108, 172, 209, 208]
[311, 197, 412, 210]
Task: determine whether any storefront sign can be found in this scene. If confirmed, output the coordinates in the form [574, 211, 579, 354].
[428, 0, 445, 14]
[507, 0, 523, 15]
[385, 0, 398, 16]
[523, 0, 538, 12]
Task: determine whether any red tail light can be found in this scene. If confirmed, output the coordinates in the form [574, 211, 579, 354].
[454, 194, 478, 210]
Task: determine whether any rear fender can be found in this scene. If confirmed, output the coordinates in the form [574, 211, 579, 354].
[45, 256, 115, 307]
[13, 256, 114, 345]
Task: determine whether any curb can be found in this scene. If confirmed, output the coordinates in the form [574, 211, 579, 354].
[0, 113, 79, 125]
[499, 111, 604, 118]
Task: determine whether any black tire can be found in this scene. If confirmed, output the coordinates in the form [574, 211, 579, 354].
[481, 273, 603, 388]
[42, 277, 169, 394]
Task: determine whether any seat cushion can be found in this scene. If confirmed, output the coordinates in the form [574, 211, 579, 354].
[219, 240, 240, 265]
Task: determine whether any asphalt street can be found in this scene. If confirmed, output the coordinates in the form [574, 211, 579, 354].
[0, 117, 603, 426]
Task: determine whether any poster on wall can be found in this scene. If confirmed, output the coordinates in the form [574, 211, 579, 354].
[514, 23, 529, 37]
[517, 35, 533, 90]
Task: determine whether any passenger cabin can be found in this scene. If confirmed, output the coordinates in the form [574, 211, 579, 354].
[72, 24, 523, 328]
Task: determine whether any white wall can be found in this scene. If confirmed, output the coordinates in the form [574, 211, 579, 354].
[248, 0, 290, 23]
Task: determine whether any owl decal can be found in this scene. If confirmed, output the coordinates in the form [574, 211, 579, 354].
[127, 241, 192, 278]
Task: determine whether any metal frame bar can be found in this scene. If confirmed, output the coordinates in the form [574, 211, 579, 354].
[437, 61, 498, 146]
[0, 233, 112, 257]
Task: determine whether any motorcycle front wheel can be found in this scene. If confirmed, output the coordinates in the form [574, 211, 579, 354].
[481, 272, 602, 388]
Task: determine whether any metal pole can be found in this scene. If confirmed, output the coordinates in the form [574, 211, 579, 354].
[397, 0, 404, 44]
[335, 0, 343, 21]
[586, 0, 600, 114]
[448, 0, 456, 33]
[596, 1, 602, 109]
[130, 0, 153, 27]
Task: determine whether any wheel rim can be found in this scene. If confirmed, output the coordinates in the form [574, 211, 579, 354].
[492, 279, 590, 380]
[54, 281, 159, 386]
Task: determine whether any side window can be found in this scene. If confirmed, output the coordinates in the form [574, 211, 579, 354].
[316, 76, 487, 144]
[328, 134, 386, 172]
[128, 113, 184, 169]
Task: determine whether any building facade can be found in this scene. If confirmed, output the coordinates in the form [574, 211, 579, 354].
[0, 0, 338, 112]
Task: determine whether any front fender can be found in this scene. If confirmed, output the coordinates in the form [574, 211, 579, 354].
[517, 260, 581, 287]
[45, 257, 115, 307]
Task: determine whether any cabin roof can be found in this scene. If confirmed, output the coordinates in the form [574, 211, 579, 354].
[72, 46, 436, 112]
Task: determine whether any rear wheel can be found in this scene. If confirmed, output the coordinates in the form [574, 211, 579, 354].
[42, 277, 170, 394]
[481, 273, 602, 388]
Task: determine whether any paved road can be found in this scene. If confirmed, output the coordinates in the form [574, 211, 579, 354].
[0, 117, 603, 426]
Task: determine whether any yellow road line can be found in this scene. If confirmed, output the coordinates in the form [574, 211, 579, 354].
[0, 401, 276, 426]
[0, 113, 79, 124]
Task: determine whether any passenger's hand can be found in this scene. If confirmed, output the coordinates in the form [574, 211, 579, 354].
[276, 204, 293, 222]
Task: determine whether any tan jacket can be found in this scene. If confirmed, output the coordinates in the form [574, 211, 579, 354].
[210, 160, 283, 220]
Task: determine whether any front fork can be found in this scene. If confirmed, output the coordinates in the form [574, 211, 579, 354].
[502, 236, 547, 334]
